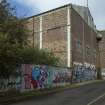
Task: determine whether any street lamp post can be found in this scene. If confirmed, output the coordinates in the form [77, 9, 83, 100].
[96, 33, 102, 79]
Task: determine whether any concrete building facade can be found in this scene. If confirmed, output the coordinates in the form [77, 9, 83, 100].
[26, 4, 98, 69]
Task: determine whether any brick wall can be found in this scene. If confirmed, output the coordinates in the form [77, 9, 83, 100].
[71, 8, 84, 63]
[42, 8, 68, 66]
[99, 31, 105, 69]
[26, 7, 68, 67]
[26, 5, 97, 68]
[71, 8, 97, 66]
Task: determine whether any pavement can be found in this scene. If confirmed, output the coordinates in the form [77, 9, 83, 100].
[9, 81, 105, 105]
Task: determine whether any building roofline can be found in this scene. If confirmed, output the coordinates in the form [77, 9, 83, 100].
[71, 5, 97, 34]
[26, 4, 71, 20]
[25, 3, 91, 21]
[25, 3, 96, 33]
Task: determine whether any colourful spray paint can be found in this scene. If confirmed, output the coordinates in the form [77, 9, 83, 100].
[73, 65, 97, 82]
[21, 64, 97, 91]
[0, 64, 97, 92]
[21, 65, 71, 90]
[31, 65, 48, 89]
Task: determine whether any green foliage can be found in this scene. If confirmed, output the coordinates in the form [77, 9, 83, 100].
[19, 47, 59, 66]
[0, 0, 14, 24]
[0, 0, 28, 78]
[0, 33, 21, 78]
[1, 19, 28, 47]
[0, 0, 28, 47]
[0, 33, 59, 78]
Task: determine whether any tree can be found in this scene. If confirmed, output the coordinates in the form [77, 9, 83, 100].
[0, 0, 59, 79]
[1, 19, 28, 47]
[0, 33, 21, 78]
[0, 0, 14, 24]
[0, 0, 28, 47]
[0, 0, 27, 78]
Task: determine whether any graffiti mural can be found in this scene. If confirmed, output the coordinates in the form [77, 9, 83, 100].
[73, 63, 97, 82]
[0, 65, 21, 91]
[53, 71, 71, 83]
[22, 64, 32, 89]
[31, 66, 48, 89]
[0, 63, 97, 92]
[21, 65, 71, 90]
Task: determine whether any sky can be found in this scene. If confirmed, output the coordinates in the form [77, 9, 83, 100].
[9, 0, 105, 30]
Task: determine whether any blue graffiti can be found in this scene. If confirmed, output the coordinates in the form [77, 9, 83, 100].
[32, 66, 40, 80]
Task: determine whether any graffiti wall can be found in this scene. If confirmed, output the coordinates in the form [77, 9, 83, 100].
[21, 65, 71, 91]
[73, 62, 97, 82]
[0, 66, 21, 91]
[0, 64, 97, 92]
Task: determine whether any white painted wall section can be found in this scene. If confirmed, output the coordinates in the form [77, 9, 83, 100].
[67, 6, 71, 67]
[39, 16, 43, 49]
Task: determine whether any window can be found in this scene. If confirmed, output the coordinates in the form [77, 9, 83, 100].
[76, 40, 82, 53]
[86, 45, 90, 56]
[93, 50, 97, 58]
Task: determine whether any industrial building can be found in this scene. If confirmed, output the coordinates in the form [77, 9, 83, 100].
[26, 4, 98, 69]
[0, 4, 100, 91]
[98, 31, 105, 77]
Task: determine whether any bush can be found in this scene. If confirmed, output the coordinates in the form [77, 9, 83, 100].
[19, 47, 59, 66]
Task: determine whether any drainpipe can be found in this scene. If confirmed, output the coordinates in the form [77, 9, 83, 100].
[39, 16, 43, 49]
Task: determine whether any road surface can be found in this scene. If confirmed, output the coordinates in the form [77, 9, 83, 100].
[11, 81, 105, 105]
